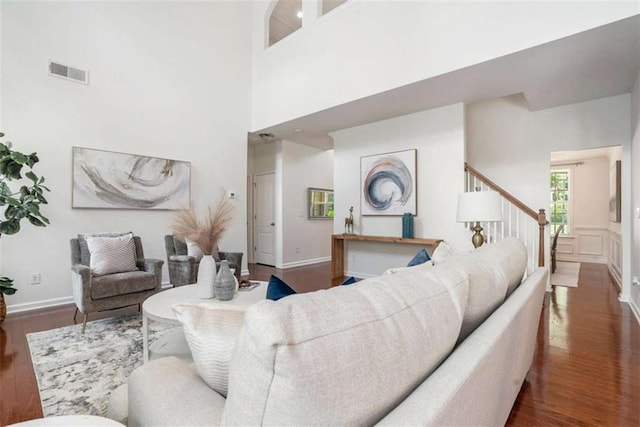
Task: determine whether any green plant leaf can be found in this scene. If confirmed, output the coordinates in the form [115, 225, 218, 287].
[0, 220, 20, 235]
[25, 171, 38, 183]
[10, 151, 27, 164]
[27, 216, 46, 227]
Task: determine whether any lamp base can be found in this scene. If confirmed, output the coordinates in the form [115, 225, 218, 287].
[471, 222, 485, 248]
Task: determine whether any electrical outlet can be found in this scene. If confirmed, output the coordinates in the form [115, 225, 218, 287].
[633, 276, 640, 286]
[295, 247, 300, 254]
[29, 273, 41, 285]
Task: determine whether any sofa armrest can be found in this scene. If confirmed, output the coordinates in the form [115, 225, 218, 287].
[128, 357, 225, 427]
[137, 259, 164, 287]
[71, 264, 92, 313]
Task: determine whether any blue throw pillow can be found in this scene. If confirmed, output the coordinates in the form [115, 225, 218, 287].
[340, 276, 357, 286]
[266, 275, 358, 300]
[407, 248, 431, 267]
[266, 275, 297, 301]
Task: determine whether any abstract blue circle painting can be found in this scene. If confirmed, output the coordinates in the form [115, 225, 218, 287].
[360, 149, 416, 216]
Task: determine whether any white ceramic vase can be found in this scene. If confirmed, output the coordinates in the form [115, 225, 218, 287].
[196, 255, 216, 299]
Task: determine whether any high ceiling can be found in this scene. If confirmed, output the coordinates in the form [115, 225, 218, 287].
[252, 15, 640, 149]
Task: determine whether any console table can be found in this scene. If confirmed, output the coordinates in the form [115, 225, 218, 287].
[331, 234, 443, 278]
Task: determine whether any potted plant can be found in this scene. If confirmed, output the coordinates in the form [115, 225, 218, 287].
[0, 132, 50, 323]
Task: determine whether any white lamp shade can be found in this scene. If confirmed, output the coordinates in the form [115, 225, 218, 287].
[456, 191, 503, 223]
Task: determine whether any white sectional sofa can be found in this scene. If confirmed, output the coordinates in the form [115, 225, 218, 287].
[128, 237, 547, 426]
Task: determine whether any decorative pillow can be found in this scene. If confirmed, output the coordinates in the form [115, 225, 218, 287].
[77, 231, 132, 266]
[172, 303, 245, 397]
[266, 275, 358, 301]
[407, 248, 431, 267]
[431, 241, 454, 265]
[383, 262, 434, 276]
[85, 233, 137, 276]
[185, 239, 204, 262]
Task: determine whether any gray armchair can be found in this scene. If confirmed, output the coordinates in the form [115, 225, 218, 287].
[164, 235, 243, 286]
[70, 234, 164, 333]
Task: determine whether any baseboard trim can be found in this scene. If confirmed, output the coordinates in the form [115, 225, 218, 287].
[278, 257, 330, 269]
[344, 270, 377, 279]
[7, 296, 74, 315]
[557, 256, 607, 264]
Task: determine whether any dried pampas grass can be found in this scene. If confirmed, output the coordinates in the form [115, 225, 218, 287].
[172, 192, 234, 255]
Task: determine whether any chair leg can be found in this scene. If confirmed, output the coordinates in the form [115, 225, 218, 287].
[73, 308, 78, 324]
[81, 314, 88, 334]
[138, 303, 141, 312]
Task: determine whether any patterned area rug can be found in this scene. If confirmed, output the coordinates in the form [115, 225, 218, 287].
[26, 314, 175, 418]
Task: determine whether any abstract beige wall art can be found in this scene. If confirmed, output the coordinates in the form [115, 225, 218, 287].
[72, 147, 190, 209]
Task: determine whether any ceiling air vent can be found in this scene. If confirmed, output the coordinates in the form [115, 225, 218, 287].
[48, 61, 89, 85]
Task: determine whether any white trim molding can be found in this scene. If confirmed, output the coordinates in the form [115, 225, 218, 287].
[278, 256, 330, 269]
[7, 296, 74, 315]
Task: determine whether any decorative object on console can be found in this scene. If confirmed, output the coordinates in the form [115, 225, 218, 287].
[402, 212, 414, 238]
[214, 260, 237, 301]
[344, 206, 355, 234]
[361, 149, 416, 216]
[72, 147, 190, 209]
[456, 190, 503, 248]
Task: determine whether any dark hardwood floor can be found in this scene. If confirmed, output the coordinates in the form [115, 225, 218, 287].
[1, 262, 638, 426]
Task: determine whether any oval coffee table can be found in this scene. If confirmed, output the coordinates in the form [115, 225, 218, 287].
[142, 282, 267, 363]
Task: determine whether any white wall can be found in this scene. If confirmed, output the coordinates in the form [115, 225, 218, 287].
[281, 141, 333, 267]
[631, 69, 640, 320]
[251, 0, 638, 130]
[331, 103, 467, 278]
[2, 2, 253, 312]
[466, 93, 631, 296]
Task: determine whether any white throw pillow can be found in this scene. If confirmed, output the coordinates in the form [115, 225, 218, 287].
[185, 239, 204, 262]
[382, 262, 434, 275]
[85, 233, 137, 275]
[172, 303, 245, 397]
[431, 241, 454, 265]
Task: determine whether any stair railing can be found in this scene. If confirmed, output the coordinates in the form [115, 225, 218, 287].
[464, 163, 548, 273]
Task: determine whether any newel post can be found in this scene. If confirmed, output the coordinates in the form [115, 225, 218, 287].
[537, 209, 547, 267]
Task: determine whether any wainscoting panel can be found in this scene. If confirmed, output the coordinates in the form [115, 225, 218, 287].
[608, 230, 622, 288]
[557, 226, 608, 264]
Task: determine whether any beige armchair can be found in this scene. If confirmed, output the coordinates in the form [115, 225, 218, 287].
[70, 233, 163, 333]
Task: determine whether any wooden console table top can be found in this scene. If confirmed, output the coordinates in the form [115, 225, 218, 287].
[331, 234, 442, 279]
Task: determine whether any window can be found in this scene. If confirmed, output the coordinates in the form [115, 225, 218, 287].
[308, 188, 334, 219]
[550, 170, 570, 235]
[269, 0, 302, 47]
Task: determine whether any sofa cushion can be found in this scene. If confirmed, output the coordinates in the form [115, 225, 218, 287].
[407, 248, 431, 267]
[128, 357, 226, 427]
[85, 233, 138, 275]
[172, 303, 245, 397]
[90, 270, 156, 300]
[431, 241, 454, 265]
[223, 266, 469, 425]
[437, 240, 512, 342]
[480, 236, 527, 295]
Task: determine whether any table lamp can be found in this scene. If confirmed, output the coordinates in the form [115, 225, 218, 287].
[456, 190, 503, 248]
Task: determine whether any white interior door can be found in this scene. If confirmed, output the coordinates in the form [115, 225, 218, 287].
[254, 173, 275, 266]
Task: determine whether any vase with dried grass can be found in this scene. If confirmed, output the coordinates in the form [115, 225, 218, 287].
[172, 194, 234, 299]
